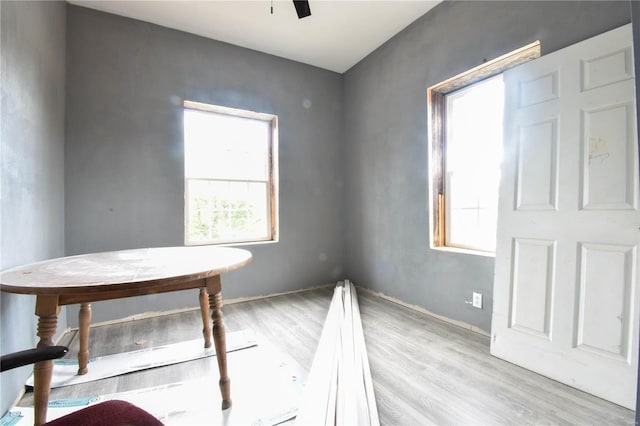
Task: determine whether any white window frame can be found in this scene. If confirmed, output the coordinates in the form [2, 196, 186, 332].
[427, 41, 540, 256]
[183, 100, 279, 246]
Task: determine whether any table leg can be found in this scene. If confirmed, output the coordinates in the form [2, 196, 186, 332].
[206, 275, 231, 410]
[199, 288, 212, 348]
[34, 295, 60, 426]
[77, 303, 91, 375]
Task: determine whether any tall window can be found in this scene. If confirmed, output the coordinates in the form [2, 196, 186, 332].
[428, 41, 540, 254]
[183, 101, 278, 245]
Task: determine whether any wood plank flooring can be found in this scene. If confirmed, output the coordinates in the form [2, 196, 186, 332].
[18, 286, 635, 425]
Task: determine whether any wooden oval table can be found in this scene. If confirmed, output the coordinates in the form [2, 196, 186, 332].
[0, 246, 252, 426]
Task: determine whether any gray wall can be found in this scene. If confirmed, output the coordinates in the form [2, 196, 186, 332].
[631, 0, 640, 420]
[342, 1, 632, 333]
[0, 0, 67, 414]
[65, 6, 345, 325]
[0, 0, 637, 416]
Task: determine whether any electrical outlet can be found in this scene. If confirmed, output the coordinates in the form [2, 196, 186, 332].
[472, 292, 483, 309]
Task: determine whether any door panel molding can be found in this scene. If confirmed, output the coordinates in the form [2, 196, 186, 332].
[492, 23, 639, 409]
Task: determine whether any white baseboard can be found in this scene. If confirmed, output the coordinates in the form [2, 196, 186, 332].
[65, 282, 489, 338]
[356, 287, 490, 337]
[223, 283, 334, 305]
[68, 283, 335, 330]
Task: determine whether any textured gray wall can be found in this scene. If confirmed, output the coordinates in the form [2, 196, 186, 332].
[0, 0, 636, 416]
[342, 1, 632, 333]
[0, 0, 67, 414]
[631, 0, 640, 419]
[65, 6, 345, 325]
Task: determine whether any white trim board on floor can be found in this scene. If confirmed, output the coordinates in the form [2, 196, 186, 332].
[8, 341, 303, 426]
[27, 330, 256, 388]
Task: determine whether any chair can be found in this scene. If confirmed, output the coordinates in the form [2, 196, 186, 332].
[1, 346, 163, 426]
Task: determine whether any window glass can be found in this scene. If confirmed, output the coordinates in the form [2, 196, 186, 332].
[184, 110, 269, 181]
[184, 103, 277, 245]
[444, 75, 504, 252]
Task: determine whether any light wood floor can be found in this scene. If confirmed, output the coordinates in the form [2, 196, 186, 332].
[19, 286, 635, 425]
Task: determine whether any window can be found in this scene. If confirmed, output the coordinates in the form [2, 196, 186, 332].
[428, 41, 540, 254]
[183, 101, 278, 245]
[444, 75, 504, 252]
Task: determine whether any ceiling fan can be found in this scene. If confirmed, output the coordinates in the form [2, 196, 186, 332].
[293, 0, 311, 19]
[271, 0, 311, 19]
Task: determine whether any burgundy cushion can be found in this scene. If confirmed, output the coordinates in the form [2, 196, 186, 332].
[45, 400, 163, 426]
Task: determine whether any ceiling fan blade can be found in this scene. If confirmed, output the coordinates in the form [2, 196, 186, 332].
[293, 0, 311, 19]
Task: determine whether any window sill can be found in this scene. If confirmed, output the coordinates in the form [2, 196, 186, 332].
[186, 238, 279, 248]
[430, 245, 495, 258]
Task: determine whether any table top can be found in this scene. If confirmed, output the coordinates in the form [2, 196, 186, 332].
[0, 246, 252, 296]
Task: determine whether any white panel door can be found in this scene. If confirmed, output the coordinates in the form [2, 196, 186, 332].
[491, 24, 639, 409]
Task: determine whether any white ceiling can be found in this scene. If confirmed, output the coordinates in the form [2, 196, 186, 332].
[68, 0, 441, 73]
